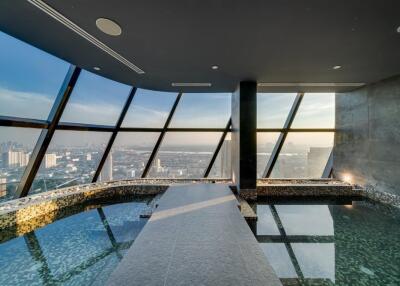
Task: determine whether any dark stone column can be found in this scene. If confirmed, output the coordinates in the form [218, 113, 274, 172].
[232, 81, 257, 199]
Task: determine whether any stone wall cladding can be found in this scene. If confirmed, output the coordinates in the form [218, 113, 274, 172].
[257, 179, 357, 197]
[334, 75, 400, 206]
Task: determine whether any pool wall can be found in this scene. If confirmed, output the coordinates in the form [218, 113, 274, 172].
[0, 179, 230, 231]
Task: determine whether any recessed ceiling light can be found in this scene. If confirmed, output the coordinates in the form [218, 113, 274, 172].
[397, 26, 400, 33]
[333, 65, 342, 70]
[211, 65, 219, 70]
[96, 18, 122, 36]
[93, 66, 101, 71]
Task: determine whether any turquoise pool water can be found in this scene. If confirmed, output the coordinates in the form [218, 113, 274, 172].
[253, 199, 400, 285]
[0, 196, 156, 286]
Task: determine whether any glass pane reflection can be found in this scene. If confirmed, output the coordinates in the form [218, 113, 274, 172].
[260, 243, 298, 278]
[292, 243, 335, 282]
[275, 205, 334, 236]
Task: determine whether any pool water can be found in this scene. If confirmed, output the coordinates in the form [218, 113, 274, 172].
[252, 199, 400, 285]
[0, 196, 156, 286]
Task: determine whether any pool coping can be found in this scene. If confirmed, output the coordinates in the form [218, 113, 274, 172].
[0, 179, 230, 230]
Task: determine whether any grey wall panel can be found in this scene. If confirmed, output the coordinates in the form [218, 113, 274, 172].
[334, 75, 400, 197]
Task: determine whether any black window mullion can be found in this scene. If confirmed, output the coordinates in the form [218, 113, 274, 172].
[203, 118, 231, 178]
[15, 65, 82, 198]
[141, 93, 183, 178]
[92, 87, 137, 182]
[262, 93, 304, 178]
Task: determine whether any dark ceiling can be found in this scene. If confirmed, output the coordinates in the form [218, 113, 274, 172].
[1, 0, 400, 92]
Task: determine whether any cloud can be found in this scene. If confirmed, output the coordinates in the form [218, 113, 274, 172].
[0, 87, 54, 118]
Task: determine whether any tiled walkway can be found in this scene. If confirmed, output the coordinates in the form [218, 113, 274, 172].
[107, 184, 282, 286]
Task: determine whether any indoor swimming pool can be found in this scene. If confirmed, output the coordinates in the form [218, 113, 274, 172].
[253, 199, 400, 285]
[0, 196, 156, 286]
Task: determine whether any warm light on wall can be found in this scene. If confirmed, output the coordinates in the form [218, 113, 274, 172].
[342, 173, 352, 184]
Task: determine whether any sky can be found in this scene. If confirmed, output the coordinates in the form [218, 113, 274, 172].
[0, 30, 335, 148]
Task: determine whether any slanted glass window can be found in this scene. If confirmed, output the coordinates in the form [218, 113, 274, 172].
[169, 93, 231, 128]
[208, 133, 231, 178]
[148, 132, 221, 178]
[122, 89, 177, 128]
[0, 31, 70, 120]
[257, 93, 297, 128]
[30, 131, 110, 194]
[98, 132, 159, 181]
[257, 132, 280, 178]
[271, 133, 334, 178]
[291, 93, 335, 128]
[0, 127, 41, 202]
[60, 71, 131, 126]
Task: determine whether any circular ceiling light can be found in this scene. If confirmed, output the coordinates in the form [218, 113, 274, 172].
[96, 18, 122, 36]
[93, 66, 101, 71]
[211, 65, 219, 70]
[397, 26, 400, 33]
[333, 65, 342, 70]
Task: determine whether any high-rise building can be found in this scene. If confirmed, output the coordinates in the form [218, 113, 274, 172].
[0, 177, 6, 198]
[100, 153, 113, 182]
[86, 153, 92, 161]
[156, 158, 163, 172]
[2, 150, 30, 168]
[45, 153, 57, 169]
[220, 139, 231, 178]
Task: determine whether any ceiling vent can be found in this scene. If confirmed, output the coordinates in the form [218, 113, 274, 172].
[171, 83, 212, 87]
[257, 82, 365, 87]
[28, 0, 145, 74]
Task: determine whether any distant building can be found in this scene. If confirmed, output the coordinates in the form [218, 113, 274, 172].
[2, 150, 30, 168]
[220, 139, 231, 178]
[86, 153, 92, 161]
[0, 177, 6, 198]
[45, 153, 57, 169]
[100, 153, 113, 182]
[307, 147, 331, 177]
[155, 158, 164, 173]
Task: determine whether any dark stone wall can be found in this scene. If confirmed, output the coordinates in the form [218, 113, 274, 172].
[231, 81, 257, 191]
[334, 75, 400, 198]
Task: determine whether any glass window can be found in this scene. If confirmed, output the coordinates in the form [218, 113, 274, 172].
[30, 131, 110, 194]
[169, 93, 231, 128]
[208, 133, 231, 179]
[291, 93, 335, 128]
[98, 132, 159, 182]
[0, 127, 41, 202]
[257, 132, 280, 178]
[148, 132, 221, 178]
[271, 133, 334, 178]
[257, 93, 297, 128]
[122, 89, 177, 128]
[0, 31, 70, 120]
[60, 71, 131, 126]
